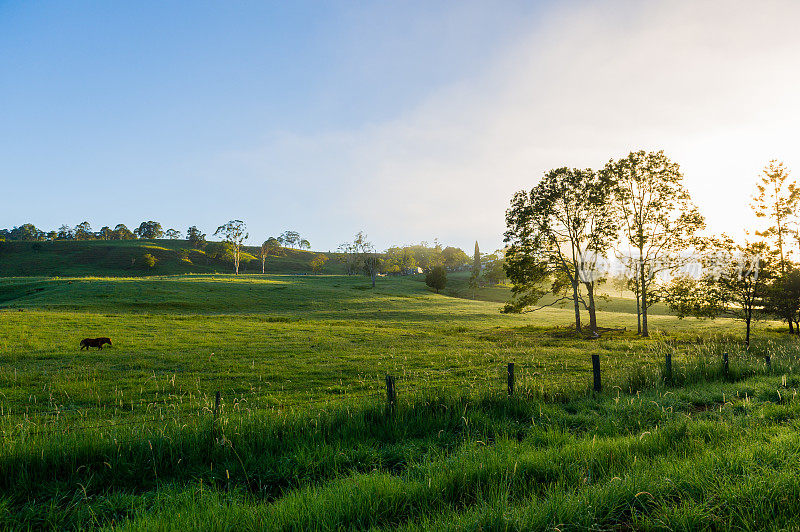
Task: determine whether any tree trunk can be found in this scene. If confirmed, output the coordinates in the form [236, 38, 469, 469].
[639, 255, 649, 337]
[261, 258, 265, 274]
[572, 281, 582, 333]
[745, 315, 751, 347]
[371, 269, 376, 288]
[585, 282, 598, 336]
[635, 285, 641, 335]
[789, 318, 794, 334]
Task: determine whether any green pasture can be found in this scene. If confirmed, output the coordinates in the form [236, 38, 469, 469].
[1, 272, 800, 529]
[0, 239, 339, 277]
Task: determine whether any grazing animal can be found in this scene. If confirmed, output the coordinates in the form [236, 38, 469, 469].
[80, 337, 112, 350]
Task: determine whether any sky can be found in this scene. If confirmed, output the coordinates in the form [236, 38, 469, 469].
[2, 0, 800, 252]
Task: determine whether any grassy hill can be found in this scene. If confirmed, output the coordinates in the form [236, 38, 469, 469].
[0, 239, 343, 277]
[1, 272, 799, 528]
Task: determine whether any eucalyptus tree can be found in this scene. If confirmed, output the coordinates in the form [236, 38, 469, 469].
[504, 167, 616, 335]
[602, 150, 705, 337]
[259, 237, 281, 273]
[214, 220, 248, 274]
[751, 160, 798, 332]
[752, 160, 797, 275]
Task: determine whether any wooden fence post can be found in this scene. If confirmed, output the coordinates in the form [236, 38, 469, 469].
[385, 374, 396, 412]
[592, 354, 601, 393]
[507, 363, 515, 397]
[210, 391, 221, 445]
[213, 391, 221, 420]
[665, 353, 673, 384]
[766, 355, 772, 371]
[723, 352, 729, 377]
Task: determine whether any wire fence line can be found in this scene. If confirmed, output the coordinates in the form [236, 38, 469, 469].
[1, 348, 796, 442]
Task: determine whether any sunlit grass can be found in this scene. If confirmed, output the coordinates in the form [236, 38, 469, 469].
[1, 273, 800, 529]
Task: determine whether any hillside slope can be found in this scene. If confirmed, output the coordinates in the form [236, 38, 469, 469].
[0, 239, 342, 277]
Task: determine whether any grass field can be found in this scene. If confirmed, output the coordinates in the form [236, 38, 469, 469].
[2, 270, 800, 529]
[0, 239, 341, 276]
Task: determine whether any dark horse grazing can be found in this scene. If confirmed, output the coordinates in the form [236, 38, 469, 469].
[80, 337, 112, 350]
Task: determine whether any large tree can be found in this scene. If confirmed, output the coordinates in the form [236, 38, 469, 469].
[214, 220, 248, 274]
[504, 167, 616, 335]
[602, 150, 705, 337]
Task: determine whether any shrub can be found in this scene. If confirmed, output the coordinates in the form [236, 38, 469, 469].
[142, 253, 157, 269]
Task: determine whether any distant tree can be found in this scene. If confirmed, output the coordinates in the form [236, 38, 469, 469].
[279, 230, 301, 248]
[204, 241, 234, 262]
[74, 221, 93, 240]
[426, 265, 447, 293]
[134, 221, 164, 239]
[469, 241, 481, 298]
[99, 226, 113, 240]
[46, 231, 57, 241]
[338, 231, 369, 275]
[113, 224, 136, 240]
[9, 223, 44, 241]
[602, 150, 704, 337]
[57, 225, 74, 240]
[259, 237, 281, 273]
[299, 238, 311, 250]
[142, 253, 157, 269]
[310, 253, 329, 274]
[441, 246, 470, 270]
[338, 231, 382, 286]
[187, 226, 206, 249]
[165, 228, 181, 240]
[214, 220, 248, 274]
[483, 250, 507, 286]
[363, 254, 383, 288]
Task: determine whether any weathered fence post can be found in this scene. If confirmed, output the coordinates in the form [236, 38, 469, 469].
[766, 355, 772, 371]
[665, 353, 673, 384]
[723, 352, 729, 377]
[385, 374, 396, 413]
[210, 391, 221, 446]
[592, 354, 601, 393]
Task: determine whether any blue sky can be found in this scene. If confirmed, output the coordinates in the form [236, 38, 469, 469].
[3, 1, 800, 251]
